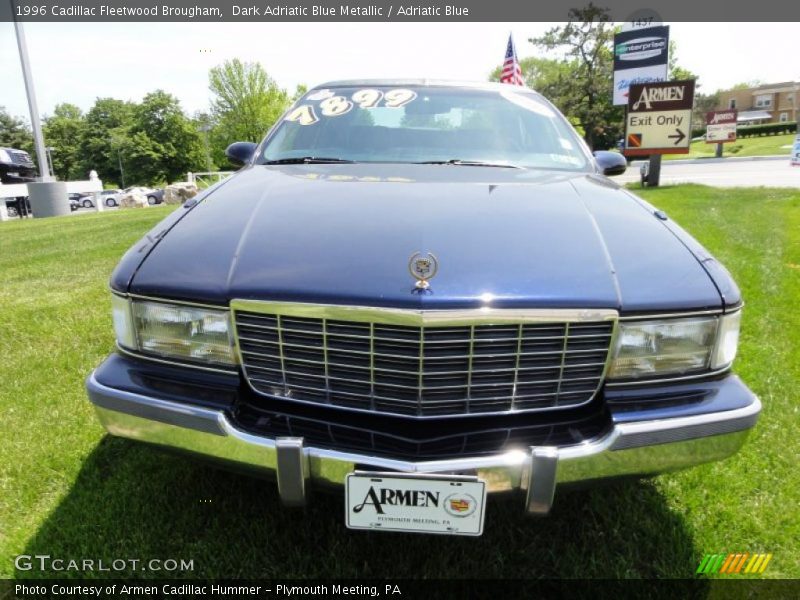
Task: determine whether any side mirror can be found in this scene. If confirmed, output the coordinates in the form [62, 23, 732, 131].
[225, 141, 258, 166]
[593, 150, 627, 176]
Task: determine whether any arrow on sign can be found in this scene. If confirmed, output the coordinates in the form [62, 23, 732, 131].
[668, 129, 686, 145]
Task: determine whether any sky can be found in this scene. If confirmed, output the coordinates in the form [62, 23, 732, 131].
[1, 22, 798, 120]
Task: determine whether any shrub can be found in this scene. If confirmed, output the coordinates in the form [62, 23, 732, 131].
[735, 122, 797, 138]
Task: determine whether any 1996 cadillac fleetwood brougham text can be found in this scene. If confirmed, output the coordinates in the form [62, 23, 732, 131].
[86, 80, 759, 536]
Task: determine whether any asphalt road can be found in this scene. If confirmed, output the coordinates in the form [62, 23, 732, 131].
[617, 156, 800, 188]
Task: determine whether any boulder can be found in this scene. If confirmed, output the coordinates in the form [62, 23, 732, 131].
[119, 192, 149, 209]
[164, 182, 199, 205]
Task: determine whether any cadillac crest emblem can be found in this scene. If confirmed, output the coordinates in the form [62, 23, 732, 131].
[409, 252, 439, 290]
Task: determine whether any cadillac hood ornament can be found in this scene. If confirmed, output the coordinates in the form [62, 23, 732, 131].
[409, 252, 439, 290]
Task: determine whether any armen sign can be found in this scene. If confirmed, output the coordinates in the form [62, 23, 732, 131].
[625, 79, 695, 156]
[706, 110, 738, 144]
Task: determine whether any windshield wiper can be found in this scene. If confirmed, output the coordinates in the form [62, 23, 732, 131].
[263, 156, 355, 165]
[415, 159, 524, 169]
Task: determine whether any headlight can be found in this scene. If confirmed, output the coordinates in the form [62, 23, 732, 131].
[608, 312, 741, 379]
[113, 296, 235, 366]
[712, 310, 741, 369]
[111, 294, 136, 349]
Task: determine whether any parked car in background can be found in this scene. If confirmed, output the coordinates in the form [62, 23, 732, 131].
[67, 193, 94, 209]
[145, 189, 164, 205]
[100, 190, 123, 207]
[124, 186, 154, 196]
[88, 80, 758, 537]
[0, 147, 37, 184]
[1, 147, 37, 218]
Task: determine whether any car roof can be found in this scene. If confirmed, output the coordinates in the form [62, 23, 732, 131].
[312, 79, 540, 95]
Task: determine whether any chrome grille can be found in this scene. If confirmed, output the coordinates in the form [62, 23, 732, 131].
[233, 303, 616, 418]
[8, 150, 33, 166]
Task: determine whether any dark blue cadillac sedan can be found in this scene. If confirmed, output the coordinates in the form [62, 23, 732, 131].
[86, 80, 759, 536]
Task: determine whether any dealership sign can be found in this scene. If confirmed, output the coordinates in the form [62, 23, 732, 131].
[706, 110, 738, 144]
[613, 25, 670, 106]
[625, 79, 695, 156]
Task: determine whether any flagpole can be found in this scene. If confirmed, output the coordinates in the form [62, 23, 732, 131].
[13, 17, 53, 181]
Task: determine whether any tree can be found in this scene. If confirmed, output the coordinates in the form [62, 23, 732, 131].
[668, 41, 698, 82]
[527, 4, 623, 150]
[0, 107, 33, 152]
[693, 91, 721, 130]
[192, 111, 216, 172]
[127, 90, 206, 184]
[78, 93, 205, 187]
[42, 104, 86, 180]
[80, 98, 136, 186]
[208, 59, 293, 164]
[490, 56, 571, 91]
[732, 80, 763, 90]
[489, 56, 587, 137]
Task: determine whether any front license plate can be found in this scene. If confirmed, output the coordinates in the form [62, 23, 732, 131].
[345, 472, 486, 536]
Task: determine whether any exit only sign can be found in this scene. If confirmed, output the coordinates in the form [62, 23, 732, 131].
[625, 79, 695, 156]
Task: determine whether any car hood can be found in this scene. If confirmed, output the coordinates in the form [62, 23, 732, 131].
[121, 164, 724, 312]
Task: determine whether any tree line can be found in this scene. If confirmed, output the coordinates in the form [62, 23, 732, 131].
[0, 59, 302, 188]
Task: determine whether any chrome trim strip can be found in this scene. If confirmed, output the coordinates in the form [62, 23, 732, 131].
[617, 309, 725, 320]
[115, 344, 238, 375]
[554, 323, 569, 404]
[116, 291, 229, 311]
[230, 300, 619, 327]
[611, 397, 761, 450]
[510, 323, 524, 410]
[605, 366, 731, 388]
[465, 324, 475, 413]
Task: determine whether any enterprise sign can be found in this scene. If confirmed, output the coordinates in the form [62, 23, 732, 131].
[612, 25, 670, 106]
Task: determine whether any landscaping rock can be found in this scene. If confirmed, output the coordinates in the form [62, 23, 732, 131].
[164, 182, 199, 205]
[119, 192, 149, 209]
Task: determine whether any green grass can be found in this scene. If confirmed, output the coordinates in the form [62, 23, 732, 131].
[664, 133, 796, 161]
[1, 186, 798, 580]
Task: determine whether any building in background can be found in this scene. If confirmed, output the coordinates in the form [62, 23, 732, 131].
[714, 81, 799, 125]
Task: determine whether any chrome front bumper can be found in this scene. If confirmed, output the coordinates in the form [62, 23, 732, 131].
[86, 370, 760, 514]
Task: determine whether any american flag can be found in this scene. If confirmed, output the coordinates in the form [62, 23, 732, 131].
[500, 34, 524, 86]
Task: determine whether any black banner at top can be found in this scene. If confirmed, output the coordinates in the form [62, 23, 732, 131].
[2, 0, 800, 22]
[613, 26, 670, 70]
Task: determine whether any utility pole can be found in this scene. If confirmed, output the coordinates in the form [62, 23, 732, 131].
[117, 146, 126, 188]
[199, 123, 213, 172]
[46, 146, 55, 176]
[13, 18, 53, 182]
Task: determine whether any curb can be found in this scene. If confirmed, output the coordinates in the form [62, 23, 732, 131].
[633, 155, 790, 166]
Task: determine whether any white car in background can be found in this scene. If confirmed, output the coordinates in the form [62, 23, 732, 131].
[99, 189, 124, 207]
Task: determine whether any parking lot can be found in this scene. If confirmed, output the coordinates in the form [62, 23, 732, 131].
[621, 156, 799, 188]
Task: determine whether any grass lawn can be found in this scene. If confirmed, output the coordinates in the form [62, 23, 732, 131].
[1, 185, 798, 580]
[664, 133, 796, 161]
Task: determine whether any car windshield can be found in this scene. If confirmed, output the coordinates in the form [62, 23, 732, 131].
[259, 86, 591, 171]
